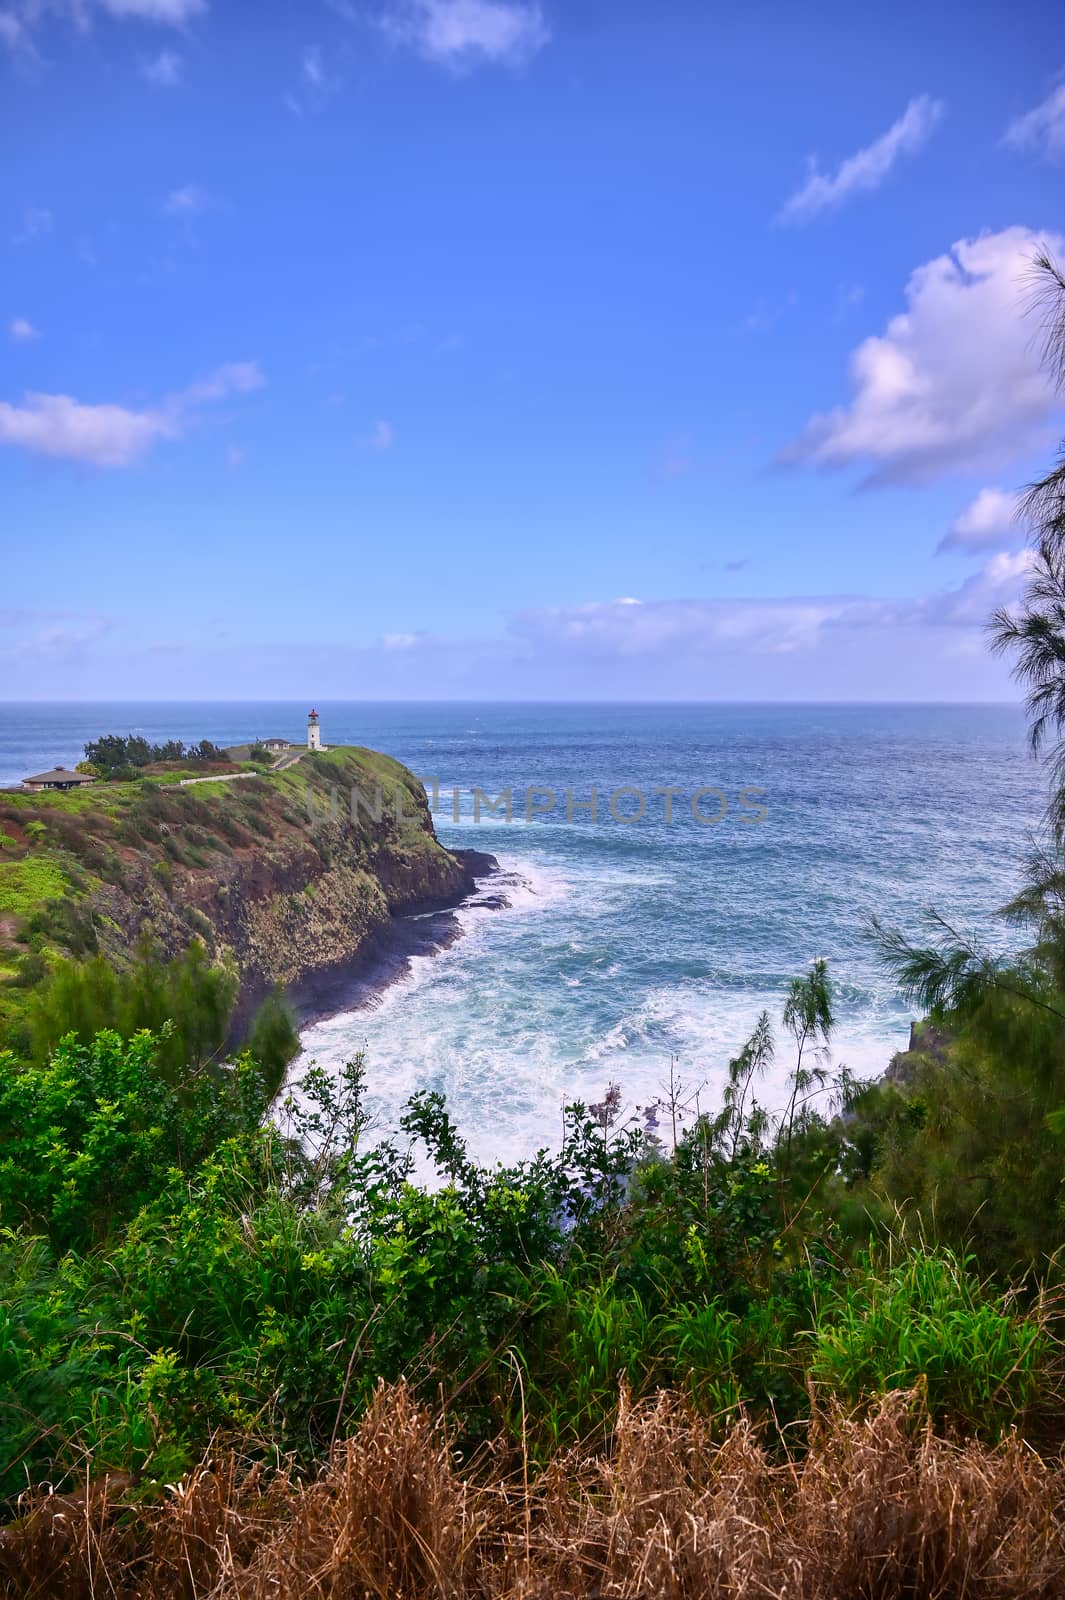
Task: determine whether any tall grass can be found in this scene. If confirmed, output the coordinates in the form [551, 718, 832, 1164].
[809, 1246, 1047, 1436]
[2, 1380, 1063, 1599]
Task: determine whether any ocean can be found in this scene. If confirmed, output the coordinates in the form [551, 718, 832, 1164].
[0, 700, 1044, 1165]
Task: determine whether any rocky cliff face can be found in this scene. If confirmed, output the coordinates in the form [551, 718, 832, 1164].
[0, 748, 479, 1028]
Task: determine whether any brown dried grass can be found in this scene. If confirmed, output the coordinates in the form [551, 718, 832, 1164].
[2, 1383, 1063, 1600]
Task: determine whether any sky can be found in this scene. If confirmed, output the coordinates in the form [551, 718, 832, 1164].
[2, 0, 1065, 701]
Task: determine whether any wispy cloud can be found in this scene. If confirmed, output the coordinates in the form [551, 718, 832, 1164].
[11, 206, 53, 246]
[779, 95, 944, 224]
[286, 42, 342, 112]
[302, 42, 326, 87]
[379, 0, 549, 71]
[140, 48, 182, 85]
[780, 226, 1065, 484]
[658, 437, 692, 480]
[0, 360, 264, 468]
[1004, 79, 1065, 163]
[0, 0, 204, 56]
[95, 0, 205, 21]
[9, 317, 39, 341]
[4, 558, 1031, 700]
[360, 419, 395, 450]
[0, 8, 36, 58]
[161, 182, 216, 217]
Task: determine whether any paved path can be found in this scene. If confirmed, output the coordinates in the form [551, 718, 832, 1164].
[178, 771, 259, 788]
[178, 752, 303, 788]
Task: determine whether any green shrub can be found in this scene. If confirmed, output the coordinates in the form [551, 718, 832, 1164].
[0, 1029, 273, 1249]
[809, 1246, 1046, 1435]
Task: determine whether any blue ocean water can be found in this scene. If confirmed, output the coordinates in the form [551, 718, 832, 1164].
[0, 701, 1044, 1164]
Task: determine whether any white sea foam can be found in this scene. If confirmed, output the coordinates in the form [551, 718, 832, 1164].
[295, 845, 915, 1171]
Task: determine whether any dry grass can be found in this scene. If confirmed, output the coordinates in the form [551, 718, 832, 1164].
[2, 1382, 1063, 1600]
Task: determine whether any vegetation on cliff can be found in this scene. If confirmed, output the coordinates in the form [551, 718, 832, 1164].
[0, 957, 1055, 1501]
[0, 746, 468, 1046]
[80, 733, 227, 778]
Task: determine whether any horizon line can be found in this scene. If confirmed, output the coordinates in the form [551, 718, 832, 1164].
[0, 697, 1028, 709]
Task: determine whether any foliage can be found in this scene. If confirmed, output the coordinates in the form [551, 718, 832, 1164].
[0, 856, 73, 916]
[0, 955, 1054, 1508]
[0, 1029, 273, 1249]
[83, 734, 225, 774]
[809, 1246, 1046, 1435]
[27, 940, 298, 1089]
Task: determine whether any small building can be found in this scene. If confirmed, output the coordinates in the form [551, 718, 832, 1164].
[260, 737, 290, 753]
[22, 766, 96, 792]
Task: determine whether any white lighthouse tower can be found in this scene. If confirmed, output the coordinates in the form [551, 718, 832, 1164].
[307, 708, 322, 751]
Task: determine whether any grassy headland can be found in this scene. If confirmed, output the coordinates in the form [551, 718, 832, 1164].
[0, 746, 468, 1045]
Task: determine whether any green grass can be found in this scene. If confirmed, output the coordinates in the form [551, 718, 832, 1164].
[809, 1247, 1045, 1435]
[0, 857, 75, 916]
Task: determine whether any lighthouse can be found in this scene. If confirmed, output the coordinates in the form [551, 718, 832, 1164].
[307, 708, 322, 751]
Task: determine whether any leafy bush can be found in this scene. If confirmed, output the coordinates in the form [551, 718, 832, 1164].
[809, 1246, 1046, 1435]
[0, 957, 1056, 1509]
[0, 1029, 274, 1248]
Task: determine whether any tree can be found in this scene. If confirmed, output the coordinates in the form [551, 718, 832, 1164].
[82, 733, 228, 773]
[28, 940, 298, 1090]
[990, 252, 1065, 834]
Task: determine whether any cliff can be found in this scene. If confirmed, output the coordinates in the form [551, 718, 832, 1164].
[0, 747, 480, 1032]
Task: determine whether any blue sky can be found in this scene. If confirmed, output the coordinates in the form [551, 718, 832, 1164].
[2, 0, 1065, 699]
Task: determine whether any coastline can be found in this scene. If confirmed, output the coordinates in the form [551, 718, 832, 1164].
[289, 847, 506, 1028]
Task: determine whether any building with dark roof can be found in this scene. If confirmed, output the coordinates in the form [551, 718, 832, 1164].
[22, 767, 96, 792]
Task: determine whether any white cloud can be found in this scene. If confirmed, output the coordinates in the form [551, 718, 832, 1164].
[9, 317, 39, 341]
[0, 393, 176, 467]
[302, 42, 324, 86]
[511, 553, 1034, 659]
[287, 41, 341, 111]
[0, 9, 34, 55]
[0, 614, 113, 674]
[0, 0, 203, 52]
[781, 226, 1065, 484]
[380, 0, 549, 70]
[780, 95, 944, 224]
[3, 558, 1034, 700]
[12, 206, 53, 245]
[97, 0, 204, 21]
[0, 360, 264, 468]
[161, 182, 214, 216]
[140, 47, 182, 84]
[939, 487, 1022, 554]
[1004, 81, 1065, 163]
[177, 360, 263, 405]
[363, 419, 395, 450]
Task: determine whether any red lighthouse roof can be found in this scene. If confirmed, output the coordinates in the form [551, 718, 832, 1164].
[309, 708, 318, 717]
